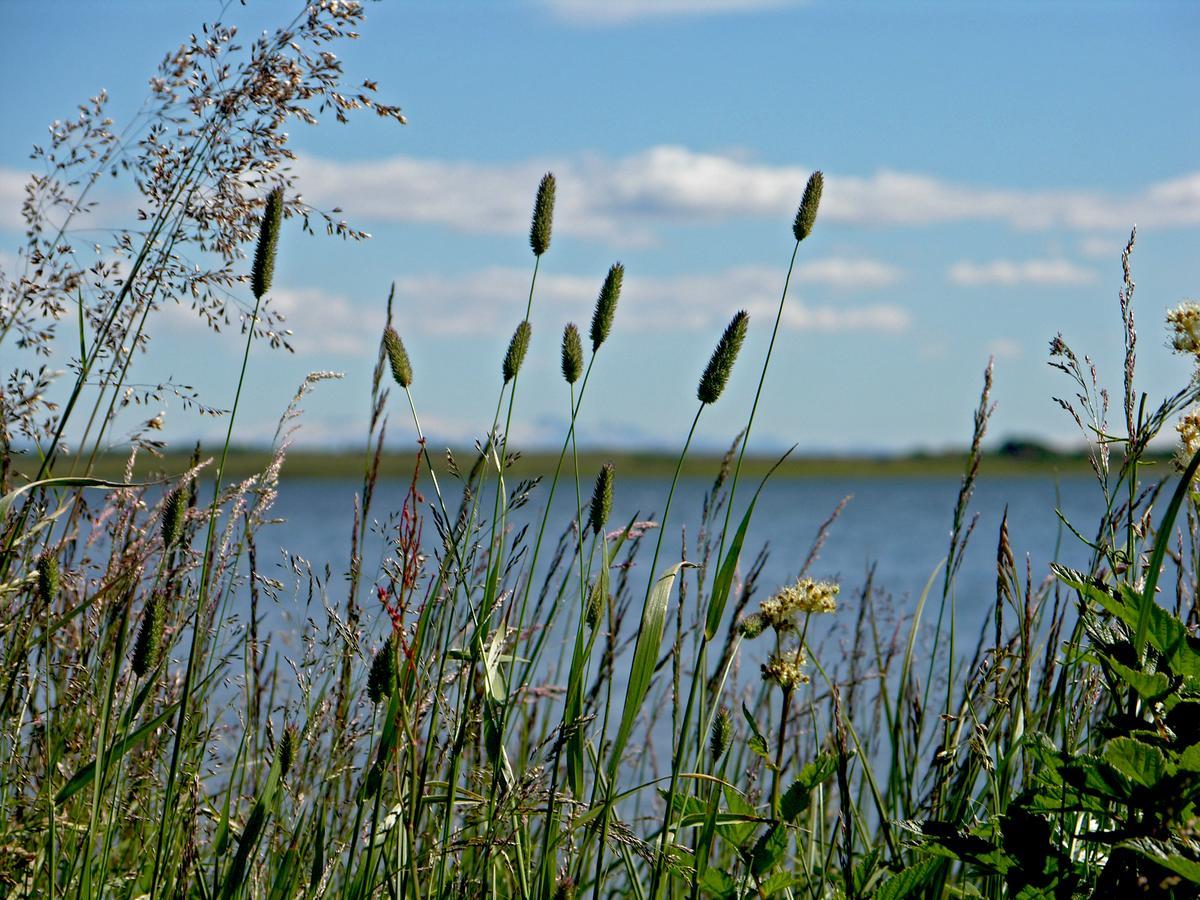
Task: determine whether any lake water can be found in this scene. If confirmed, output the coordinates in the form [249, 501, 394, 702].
[256, 473, 1106, 653]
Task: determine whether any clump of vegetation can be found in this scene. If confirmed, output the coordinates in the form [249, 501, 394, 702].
[3, 3, 1200, 898]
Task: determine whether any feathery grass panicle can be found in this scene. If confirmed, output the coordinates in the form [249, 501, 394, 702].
[252, 187, 284, 300]
[131, 594, 165, 677]
[762, 648, 809, 691]
[36, 552, 58, 606]
[367, 636, 396, 705]
[561, 323, 583, 384]
[383, 326, 413, 388]
[792, 170, 824, 243]
[710, 707, 732, 759]
[697, 310, 749, 404]
[161, 487, 186, 549]
[590, 263, 624, 351]
[530, 172, 556, 257]
[588, 462, 614, 535]
[503, 320, 532, 384]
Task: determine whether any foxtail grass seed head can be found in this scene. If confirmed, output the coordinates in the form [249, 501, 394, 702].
[503, 320, 532, 384]
[161, 486, 185, 549]
[530, 172, 556, 257]
[759, 577, 839, 632]
[278, 725, 297, 779]
[36, 553, 59, 607]
[792, 170, 823, 242]
[588, 463, 614, 535]
[552, 877, 576, 900]
[710, 707, 732, 759]
[367, 636, 396, 705]
[1168, 302, 1200, 356]
[131, 595, 164, 677]
[585, 580, 606, 629]
[761, 648, 809, 691]
[590, 262, 623, 351]
[561, 323, 583, 384]
[383, 326, 413, 388]
[697, 310, 749, 404]
[738, 612, 766, 639]
[252, 186, 284, 300]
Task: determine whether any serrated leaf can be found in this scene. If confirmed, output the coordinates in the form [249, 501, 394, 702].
[748, 822, 788, 877]
[1103, 736, 1167, 788]
[779, 751, 838, 821]
[875, 858, 940, 900]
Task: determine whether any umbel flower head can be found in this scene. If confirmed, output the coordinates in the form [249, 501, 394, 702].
[697, 310, 749, 404]
[1168, 302, 1200, 356]
[762, 648, 809, 691]
[383, 326, 413, 388]
[530, 172, 556, 257]
[759, 577, 839, 632]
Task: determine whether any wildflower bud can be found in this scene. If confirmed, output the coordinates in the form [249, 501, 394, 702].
[503, 320, 532, 384]
[529, 172, 556, 257]
[697, 310, 749, 405]
[588, 463, 614, 536]
[278, 724, 297, 779]
[791, 170, 823, 243]
[367, 636, 396, 706]
[737, 613, 766, 640]
[36, 553, 59, 607]
[131, 594, 165, 677]
[252, 187, 284, 300]
[710, 707, 732, 760]
[561, 323, 583, 384]
[383, 326, 413, 388]
[590, 262, 623, 351]
[161, 486, 185, 549]
[585, 580, 606, 629]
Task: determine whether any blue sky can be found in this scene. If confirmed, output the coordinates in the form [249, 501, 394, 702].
[2, 0, 1198, 453]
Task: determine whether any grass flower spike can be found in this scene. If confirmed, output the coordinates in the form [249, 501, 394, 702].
[131, 594, 165, 677]
[590, 263, 623, 351]
[530, 172, 556, 257]
[503, 320, 532, 384]
[161, 487, 185, 549]
[588, 462, 614, 535]
[36, 553, 58, 606]
[252, 186, 284, 300]
[697, 310, 749, 404]
[383, 326, 413, 388]
[792, 170, 824, 242]
[367, 636, 396, 705]
[710, 707, 732, 759]
[561, 323, 583, 384]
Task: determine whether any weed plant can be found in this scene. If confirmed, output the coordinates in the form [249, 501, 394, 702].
[4, 3, 1200, 898]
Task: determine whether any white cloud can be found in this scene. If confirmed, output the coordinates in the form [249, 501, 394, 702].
[985, 338, 1022, 360]
[946, 258, 1098, 287]
[1078, 235, 1122, 260]
[543, 0, 797, 25]
[794, 257, 902, 289]
[389, 264, 911, 336]
[0, 167, 27, 231]
[294, 148, 1200, 246]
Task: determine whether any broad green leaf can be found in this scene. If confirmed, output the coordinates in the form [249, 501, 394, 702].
[779, 751, 839, 821]
[874, 857, 940, 900]
[1103, 655, 1171, 701]
[1103, 736, 1167, 788]
[748, 822, 788, 877]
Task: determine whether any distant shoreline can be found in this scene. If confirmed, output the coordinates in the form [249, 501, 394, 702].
[10, 446, 1158, 482]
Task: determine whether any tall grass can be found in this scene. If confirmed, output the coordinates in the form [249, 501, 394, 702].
[4, 3, 1200, 898]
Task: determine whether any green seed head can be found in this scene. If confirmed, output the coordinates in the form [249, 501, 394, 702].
[561, 323, 583, 384]
[36, 553, 59, 607]
[585, 580, 606, 629]
[590, 262, 623, 351]
[278, 724, 298, 779]
[792, 170, 823, 242]
[161, 486, 185, 549]
[552, 877, 576, 900]
[710, 707, 732, 759]
[131, 594, 165, 678]
[252, 187, 284, 300]
[738, 612, 766, 640]
[503, 320, 532, 384]
[697, 310, 749, 404]
[367, 636, 397, 706]
[588, 462, 614, 536]
[383, 326, 413, 388]
[529, 172, 556, 257]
